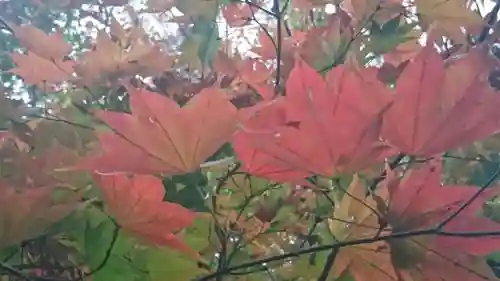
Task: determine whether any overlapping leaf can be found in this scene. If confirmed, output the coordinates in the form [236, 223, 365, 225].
[330, 160, 500, 281]
[74, 21, 173, 85]
[0, 184, 81, 248]
[93, 173, 198, 256]
[234, 59, 394, 181]
[3, 0, 500, 280]
[10, 24, 72, 60]
[76, 87, 238, 175]
[329, 175, 395, 281]
[213, 52, 274, 100]
[9, 52, 75, 89]
[299, 12, 352, 71]
[378, 160, 500, 281]
[415, 0, 483, 44]
[382, 44, 500, 156]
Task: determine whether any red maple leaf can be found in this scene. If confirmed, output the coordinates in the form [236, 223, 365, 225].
[11, 24, 72, 60]
[75, 87, 238, 175]
[378, 160, 500, 281]
[233, 59, 394, 180]
[233, 99, 312, 185]
[382, 44, 500, 156]
[331, 160, 500, 281]
[93, 173, 198, 256]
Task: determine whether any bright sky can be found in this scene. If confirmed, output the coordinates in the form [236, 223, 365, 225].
[131, 0, 500, 55]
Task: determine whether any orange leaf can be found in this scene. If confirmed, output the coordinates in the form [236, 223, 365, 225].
[9, 52, 74, 89]
[251, 30, 278, 60]
[292, 0, 332, 10]
[93, 173, 198, 256]
[382, 45, 500, 156]
[76, 87, 238, 175]
[213, 52, 273, 100]
[74, 27, 173, 85]
[383, 30, 423, 67]
[11, 24, 72, 59]
[415, 0, 484, 44]
[330, 176, 396, 281]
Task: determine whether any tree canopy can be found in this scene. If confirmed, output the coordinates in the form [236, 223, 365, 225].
[2, 0, 500, 281]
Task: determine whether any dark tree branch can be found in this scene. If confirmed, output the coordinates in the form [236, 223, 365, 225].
[443, 154, 494, 164]
[316, 153, 407, 281]
[198, 160, 500, 281]
[477, 0, 500, 43]
[368, 153, 406, 193]
[317, 247, 338, 281]
[0, 16, 13, 33]
[249, 6, 278, 52]
[210, 163, 242, 280]
[273, 0, 282, 94]
[198, 226, 500, 281]
[0, 260, 34, 281]
[272, 0, 290, 95]
[244, 0, 278, 18]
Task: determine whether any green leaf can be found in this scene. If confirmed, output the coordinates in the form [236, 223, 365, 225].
[84, 219, 116, 269]
[275, 251, 329, 280]
[467, 153, 500, 186]
[87, 231, 148, 281]
[367, 18, 417, 55]
[147, 247, 208, 281]
[380, 16, 402, 35]
[183, 217, 213, 251]
[90, 255, 139, 281]
[146, 217, 216, 279]
[163, 171, 210, 212]
[193, 18, 220, 67]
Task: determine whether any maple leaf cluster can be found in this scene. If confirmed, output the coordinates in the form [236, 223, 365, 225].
[62, 42, 500, 280]
[3, 0, 500, 281]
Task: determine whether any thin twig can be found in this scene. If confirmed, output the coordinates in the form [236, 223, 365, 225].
[316, 153, 405, 281]
[368, 153, 406, 193]
[273, 0, 282, 94]
[319, 5, 381, 73]
[0, 261, 33, 281]
[25, 114, 95, 130]
[210, 163, 242, 280]
[198, 159, 500, 280]
[84, 222, 120, 277]
[437, 164, 500, 228]
[244, 0, 278, 18]
[197, 226, 500, 281]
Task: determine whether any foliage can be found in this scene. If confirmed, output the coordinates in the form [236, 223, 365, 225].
[2, 0, 500, 281]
